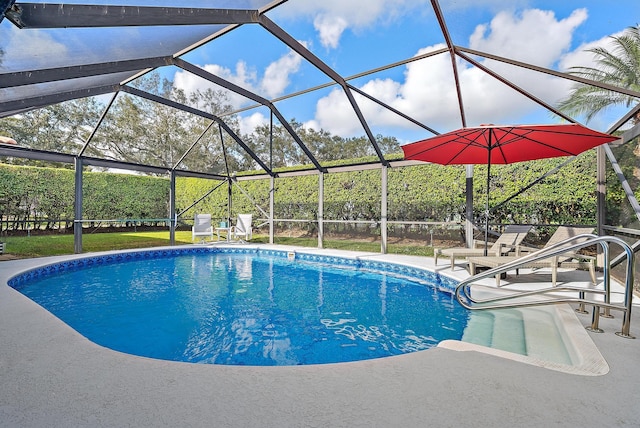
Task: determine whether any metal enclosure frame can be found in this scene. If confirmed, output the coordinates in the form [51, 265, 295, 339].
[0, 1, 639, 254]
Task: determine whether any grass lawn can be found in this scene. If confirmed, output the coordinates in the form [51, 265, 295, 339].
[1, 231, 434, 259]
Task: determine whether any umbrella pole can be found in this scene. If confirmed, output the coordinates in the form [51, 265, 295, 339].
[484, 163, 490, 256]
[484, 140, 492, 256]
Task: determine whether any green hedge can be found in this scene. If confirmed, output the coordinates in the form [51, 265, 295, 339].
[0, 165, 170, 230]
[0, 151, 607, 233]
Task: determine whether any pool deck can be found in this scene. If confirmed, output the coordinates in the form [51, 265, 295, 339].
[1, 244, 639, 427]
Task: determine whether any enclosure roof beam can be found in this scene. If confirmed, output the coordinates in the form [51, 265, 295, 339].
[455, 50, 576, 123]
[602, 105, 640, 225]
[0, 0, 16, 24]
[603, 144, 640, 224]
[258, 14, 389, 166]
[121, 85, 275, 177]
[0, 83, 121, 118]
[172, 58, 326, 172]
[171, 120, 216, 171]
[608, 103, 640, 134]
[0, 56, 174, 89]
[78, 92, 120, 158]
[0, 143, 227, 178]
[81, 157, 172, 175]
[233, 158, 420, 180]
[456, 46, 640, 100]
[6, 4, 259, 28]
[0, 143, 75, 164]
[621, 122, 640, 143]
[431, 0, 466, 127]
[173, 170, 227, 181]
[347, 84, 440, 136]
[224, 47, 450, 136]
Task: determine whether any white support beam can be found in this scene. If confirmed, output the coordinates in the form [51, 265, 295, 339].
[381, 165, 388, 254]
[269, 176, 275, 244]
[73, 157, 83, 254]
[465, 165, 474, 248]
[169, 171, 176, 245]
[318, 172, 324, 249]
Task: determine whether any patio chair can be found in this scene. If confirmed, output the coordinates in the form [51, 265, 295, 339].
[231, 214, 252, 241]
[434, 225, 532, 270]
[192, 213, 214, 243]
[467, 226, 596, 286]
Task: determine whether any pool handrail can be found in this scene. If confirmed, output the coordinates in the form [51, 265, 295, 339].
[454, 234, 635, 339]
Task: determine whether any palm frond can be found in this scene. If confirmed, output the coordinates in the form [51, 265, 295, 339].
[556, 25, 640, 123]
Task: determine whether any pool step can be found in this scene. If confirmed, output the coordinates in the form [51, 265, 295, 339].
[490, 310, 526, 355]
[461, 309, 526, 355]
[462, 308, 575, 365]
[521, 309, 573, 365]
[461, 312, 495, 347]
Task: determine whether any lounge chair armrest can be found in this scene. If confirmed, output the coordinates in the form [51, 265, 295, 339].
[516, 244, 539, 253]
[472, 239, 485, 249]
[496, 243, 523, 255]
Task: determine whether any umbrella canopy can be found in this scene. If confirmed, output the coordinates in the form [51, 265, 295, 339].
[401, 123, 619, 252]
[401, 123, 618, 165]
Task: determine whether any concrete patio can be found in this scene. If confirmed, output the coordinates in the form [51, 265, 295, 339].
[1, 246, 639, 427]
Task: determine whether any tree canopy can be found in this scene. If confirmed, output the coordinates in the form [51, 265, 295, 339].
[0, 72, 400, 174]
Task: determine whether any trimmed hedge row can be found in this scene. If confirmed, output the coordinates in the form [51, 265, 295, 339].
[0, 165, 169, 230]
[1, 152, 603, 234]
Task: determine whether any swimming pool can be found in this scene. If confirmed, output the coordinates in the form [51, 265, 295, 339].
[9, 247, 470, 366]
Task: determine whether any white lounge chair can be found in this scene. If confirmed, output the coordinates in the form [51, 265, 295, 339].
[434, 225, 532, 270]
[467, 226, 596, 286]
[231, 214, 252, 241]
[192, 213, 214, 242]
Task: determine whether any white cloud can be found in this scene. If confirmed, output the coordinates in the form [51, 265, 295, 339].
[559, 30, 625, 71]
[174, 61, 257, 109]
[276, 0, 396, 27]
[313, 15, 348, 49]
[275, 0, 429, 49]
[275, 0, 540, 50]
[302, 119, 322, 131]
[308, 7, 610, 136]
[173, 49, 303, 109]
[313, 88, 359, 136]
[170, 4, 624, 137]
[261, 50, 303, 98]
[469, 8, 588, 66]
[238, 112, 269, 136]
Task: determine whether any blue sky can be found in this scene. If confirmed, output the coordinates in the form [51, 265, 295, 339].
[171, 0, 640, 144]
[1, 0, 637, 145]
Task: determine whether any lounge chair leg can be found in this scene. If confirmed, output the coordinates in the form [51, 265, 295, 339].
[495, 274, 501, 287]
[589, 261, 596, 284]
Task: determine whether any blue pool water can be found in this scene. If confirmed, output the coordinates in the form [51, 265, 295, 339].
[10, 249, 469, 366]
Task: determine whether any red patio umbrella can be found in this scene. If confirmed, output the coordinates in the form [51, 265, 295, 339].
[401, 123, 619, 252]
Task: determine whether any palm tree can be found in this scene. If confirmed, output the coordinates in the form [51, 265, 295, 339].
[557, 25, 640, 123]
